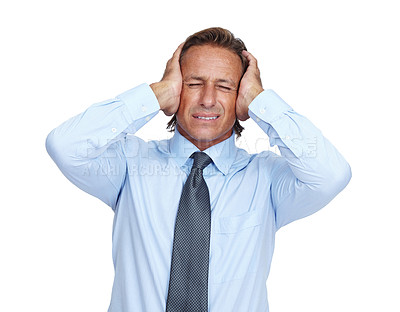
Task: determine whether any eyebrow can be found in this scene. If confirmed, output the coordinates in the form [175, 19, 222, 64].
[184, 76, 237, 88]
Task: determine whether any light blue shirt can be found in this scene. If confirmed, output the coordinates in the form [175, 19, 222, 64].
[46, 83, 351, 312]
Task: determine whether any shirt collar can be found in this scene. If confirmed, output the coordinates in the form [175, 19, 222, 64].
[169, 128, 237, 175]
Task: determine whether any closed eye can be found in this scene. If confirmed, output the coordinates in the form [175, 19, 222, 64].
[217, 85, 234, 92]
[186, 83, 203, 88]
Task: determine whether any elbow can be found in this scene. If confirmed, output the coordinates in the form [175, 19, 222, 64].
[45, 128, 71, 167]
[343, 161, 352, 186]
[45, 129, 58, 161]
[319, 160, 352, 199]
[334, 161, 352, 191]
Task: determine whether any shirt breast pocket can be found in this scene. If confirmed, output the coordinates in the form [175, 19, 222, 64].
[212, 209, 264, 284]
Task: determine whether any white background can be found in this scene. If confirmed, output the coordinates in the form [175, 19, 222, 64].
[1, 0, 399, 311]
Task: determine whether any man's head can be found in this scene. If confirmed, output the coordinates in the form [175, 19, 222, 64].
[167, 27, 248, 150]
[178, 27, 249, 77]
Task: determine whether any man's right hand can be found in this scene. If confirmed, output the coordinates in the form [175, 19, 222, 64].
[150, 43, 184, 116]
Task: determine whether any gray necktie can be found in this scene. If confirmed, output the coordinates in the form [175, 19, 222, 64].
[166, 151, 213, 312]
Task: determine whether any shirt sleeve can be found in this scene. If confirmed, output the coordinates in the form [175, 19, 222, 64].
[248, 89, 352, 229]
[45, 83, 160, 209]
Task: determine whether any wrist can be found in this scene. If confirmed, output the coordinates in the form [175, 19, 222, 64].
[150, 82, 167, 110]
[150, 81, 180, 116]
[247, 86, 264, 104]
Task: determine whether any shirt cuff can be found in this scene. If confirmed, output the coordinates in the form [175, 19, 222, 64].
[116, 83, 160, 120]
[248, 89, 305, 157]
[248, 89, 293, 123]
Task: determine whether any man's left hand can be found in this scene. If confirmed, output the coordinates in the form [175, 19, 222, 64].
[236, 50, 264, 121]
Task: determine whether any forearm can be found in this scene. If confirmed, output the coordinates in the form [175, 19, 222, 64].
[46, 83, 160, 207]
[249, 90, 352, 227]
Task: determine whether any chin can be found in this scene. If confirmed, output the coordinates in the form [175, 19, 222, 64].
[190, 133, 218, 143]
[177, 124, 233, 148]
[191, 130, 231, 144]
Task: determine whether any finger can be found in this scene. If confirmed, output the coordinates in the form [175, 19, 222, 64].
[162, 44, 184, 81]
[172, 42, 185, 60]
[165, 43, 184, 66]
[242, 50, 258, 68]
[241, 51, 262, 86]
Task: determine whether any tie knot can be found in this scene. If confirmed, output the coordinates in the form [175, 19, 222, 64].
[191, 152, 212, 170]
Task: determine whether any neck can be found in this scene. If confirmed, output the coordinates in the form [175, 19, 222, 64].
[176, 125, 233, 151]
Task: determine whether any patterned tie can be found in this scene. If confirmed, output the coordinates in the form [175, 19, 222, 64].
[166, 151, 213, 312]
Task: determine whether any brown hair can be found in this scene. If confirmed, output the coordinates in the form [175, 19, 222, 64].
[167, 27, 247, 137]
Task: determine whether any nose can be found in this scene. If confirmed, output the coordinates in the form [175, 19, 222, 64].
[199, 83, 217, 108]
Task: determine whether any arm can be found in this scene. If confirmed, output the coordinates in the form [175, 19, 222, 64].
[45, 84, 160, 209]
[236, 51, 352, 229]
[46, 44, 183, 209]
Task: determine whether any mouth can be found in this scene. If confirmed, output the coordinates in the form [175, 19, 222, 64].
[193, 114, 220, 121]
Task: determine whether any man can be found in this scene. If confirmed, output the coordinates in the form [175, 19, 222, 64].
[46, 27, 351, 312]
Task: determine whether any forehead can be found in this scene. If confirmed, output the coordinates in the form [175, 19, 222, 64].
[181, 45, 242, 83]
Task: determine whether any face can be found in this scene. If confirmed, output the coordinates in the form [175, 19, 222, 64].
[176, 45, 243, 151]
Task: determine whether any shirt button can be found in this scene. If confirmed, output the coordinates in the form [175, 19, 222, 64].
[145, 116, 150, 121]
[285, 135, 291, 140]
[256, 117, 261, 122]
[141, 106, 147, 112]
[111, 128, 117, 133]
[260, 107, 266, 114]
